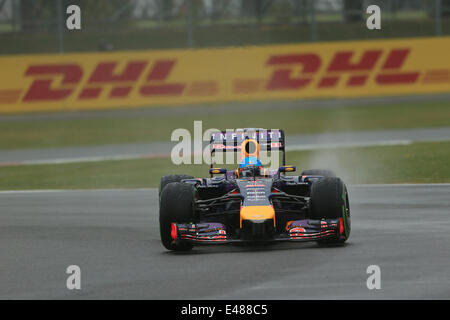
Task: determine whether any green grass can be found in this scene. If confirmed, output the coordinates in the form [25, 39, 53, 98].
[1, 100, 450, 150]
[0, 24, 14, 33]
[133, 11, 430, 27]
[0, 141, 448, 190]
[1, 19, 449, 55]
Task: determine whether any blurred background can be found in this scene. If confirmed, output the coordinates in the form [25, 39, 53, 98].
[1, 1, 450, 301]
[0, 0, 449, 54]
[0, 0, 449, 189]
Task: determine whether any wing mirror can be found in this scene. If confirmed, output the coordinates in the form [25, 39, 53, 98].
[209, 168, 227, 175]
[279, 165, 296, 173]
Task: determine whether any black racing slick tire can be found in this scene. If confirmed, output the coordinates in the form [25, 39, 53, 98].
[309, 177, 351, 244]
[301, 169, 336, 177]
[159, 174, 194, 197]
[159, 182, 196, 251]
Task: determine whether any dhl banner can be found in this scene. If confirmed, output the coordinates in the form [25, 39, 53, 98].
[0, 36, 450, 113]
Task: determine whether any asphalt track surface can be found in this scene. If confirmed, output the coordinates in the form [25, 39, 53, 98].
[1, 184, 449, 299]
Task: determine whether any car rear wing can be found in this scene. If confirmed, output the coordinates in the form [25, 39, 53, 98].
[209, 128, 286, 167]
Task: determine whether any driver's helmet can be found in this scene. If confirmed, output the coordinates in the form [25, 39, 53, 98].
[239, 156, 262, 168]
[238, 156, 263, 177]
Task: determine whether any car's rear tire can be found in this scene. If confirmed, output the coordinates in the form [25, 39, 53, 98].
[301, 169, 336, 177]
[309, 177, 350, 244]
[159, 182, 196, 251]
[159, 174, 194, 198]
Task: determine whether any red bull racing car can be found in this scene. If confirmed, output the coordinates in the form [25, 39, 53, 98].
[159, 129, 350, 251]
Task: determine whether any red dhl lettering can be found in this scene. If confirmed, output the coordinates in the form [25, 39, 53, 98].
[19, 48, 423, 103]
[80, 60, 147, 99]
[22, 59, 187, 102]
[1, 37, 448, 113]
[22, 64, 83, 101]
[266, 48, 420, 91]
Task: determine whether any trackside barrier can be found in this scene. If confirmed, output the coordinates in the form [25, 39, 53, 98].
[0, 36, 449, 113]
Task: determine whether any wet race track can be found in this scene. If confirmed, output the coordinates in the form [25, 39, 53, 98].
[0, 184, 449, 299]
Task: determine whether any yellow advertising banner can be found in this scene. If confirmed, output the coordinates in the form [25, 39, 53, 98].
[0, 36, 449, 113]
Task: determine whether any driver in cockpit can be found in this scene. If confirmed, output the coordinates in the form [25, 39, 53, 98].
[236, 139, 267, 178]
[238, 156, 263, 178]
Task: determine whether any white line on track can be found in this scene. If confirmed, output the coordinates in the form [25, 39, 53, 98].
[349, 183, 450, 187]
[0, 139, 416, 167]
[286, 139, 412, 151]
[0, 153, 169, 167]
[0, 188, 156, 194]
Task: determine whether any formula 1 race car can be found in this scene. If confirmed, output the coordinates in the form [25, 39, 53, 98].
[159, 129, 350, 251]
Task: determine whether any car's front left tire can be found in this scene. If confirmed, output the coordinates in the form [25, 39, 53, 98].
[159, 182, 196, 251]
[159, 174, 194, 198]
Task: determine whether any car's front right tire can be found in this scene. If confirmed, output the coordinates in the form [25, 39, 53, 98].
[309, 177, 350, 244]
[301, 169, 336, 177]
